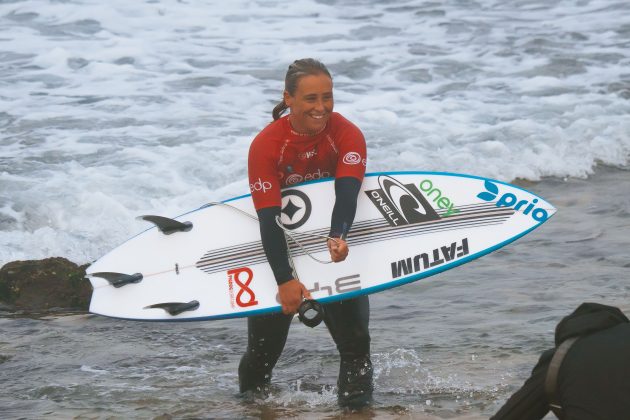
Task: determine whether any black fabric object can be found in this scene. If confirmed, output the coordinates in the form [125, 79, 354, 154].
[554, 302, 628, 344]
[238, 295, 373, 407]
[492, 302, 630, 420]
[322, 295, 373, 408]
[238, 310, 293, 394]
[256, 206, 293, 285]
[329, 177, 362, 237]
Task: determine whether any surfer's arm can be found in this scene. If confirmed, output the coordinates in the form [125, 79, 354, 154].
[327, 177, 362, 262]
[257, 207, 312, 314]
[248, 134, 292, 284]
[256, 206, 294, 285]
[330, 116, 366, 239]
[329, 176, 362, 237]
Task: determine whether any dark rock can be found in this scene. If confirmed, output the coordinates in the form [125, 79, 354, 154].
[0, 257, 91, 311]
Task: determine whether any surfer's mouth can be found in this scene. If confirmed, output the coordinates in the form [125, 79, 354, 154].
[308, 112, 330, 126]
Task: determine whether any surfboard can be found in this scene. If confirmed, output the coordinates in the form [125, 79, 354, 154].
[85, 172, 556, 321]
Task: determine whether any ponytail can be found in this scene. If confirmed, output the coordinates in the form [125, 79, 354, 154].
[272, 100, 288, 121]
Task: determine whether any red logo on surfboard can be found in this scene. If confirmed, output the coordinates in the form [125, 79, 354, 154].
[227, 267, 259, 308]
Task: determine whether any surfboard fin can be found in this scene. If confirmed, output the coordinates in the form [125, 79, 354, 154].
[138, 215, 193, 235]
[144, 300, 200, 316]
[91, 272, 143, 288]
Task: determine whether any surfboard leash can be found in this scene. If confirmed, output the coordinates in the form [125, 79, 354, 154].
[202, 201, 339, 264]
[274, 215, 339, 265]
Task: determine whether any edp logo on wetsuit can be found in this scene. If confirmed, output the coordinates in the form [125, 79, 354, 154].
[249, 178, 272, 193]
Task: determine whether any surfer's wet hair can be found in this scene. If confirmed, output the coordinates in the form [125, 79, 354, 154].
[272, 58, 332, 121]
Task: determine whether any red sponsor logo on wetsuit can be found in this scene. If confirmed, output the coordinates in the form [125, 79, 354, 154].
[298, 149, 317, 160]
[342, 151, 361, 164]
[285, 174, 303, 185]
[249, 178, 272, 193]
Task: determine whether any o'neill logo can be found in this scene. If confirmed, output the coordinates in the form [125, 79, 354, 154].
[477, 180, 549, 222]
[365, 175, 440, 226]
[227, 267, 259, 308]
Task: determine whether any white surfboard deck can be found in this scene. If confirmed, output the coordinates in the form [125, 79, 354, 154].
[86, 172, 556, 321]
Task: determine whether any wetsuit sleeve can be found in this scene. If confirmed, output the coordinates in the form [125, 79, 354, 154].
[256, 207, 294, 285]
[248, 133, 293, 285]
[490, 349, 553, 420]
[329, 118, 366, 237]
[330, 177, 362, 237]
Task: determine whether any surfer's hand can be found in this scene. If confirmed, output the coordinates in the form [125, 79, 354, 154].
[327, 238, 348, 262]
[278, 279, 312, 315]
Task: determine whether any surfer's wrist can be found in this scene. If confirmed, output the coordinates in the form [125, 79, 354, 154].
[327, 235, 343, 245]
[275, 273, 294, 286]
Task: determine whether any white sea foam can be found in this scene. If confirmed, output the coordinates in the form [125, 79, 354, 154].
[1, 0, 629, 264]
[80, 365, 108, 375]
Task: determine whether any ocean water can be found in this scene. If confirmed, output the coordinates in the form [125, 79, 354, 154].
[1, 0, 629, 418]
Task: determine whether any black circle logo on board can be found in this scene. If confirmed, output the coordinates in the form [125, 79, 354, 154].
[280, 190, 311, 230]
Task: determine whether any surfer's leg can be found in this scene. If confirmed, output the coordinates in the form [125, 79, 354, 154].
[238, 312, 293, 393]
[323, 295, 373, 408]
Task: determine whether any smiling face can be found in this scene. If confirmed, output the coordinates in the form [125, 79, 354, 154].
[284, 73, 334, 136]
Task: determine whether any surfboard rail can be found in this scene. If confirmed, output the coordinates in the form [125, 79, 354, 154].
[86, 171, 556, 321]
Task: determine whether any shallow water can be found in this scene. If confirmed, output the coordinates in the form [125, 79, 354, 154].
[2, 166, 629, 419]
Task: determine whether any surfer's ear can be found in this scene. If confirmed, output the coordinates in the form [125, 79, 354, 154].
[283, 90, 293, 107]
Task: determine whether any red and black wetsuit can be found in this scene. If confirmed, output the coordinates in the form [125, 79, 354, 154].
[248, 112, 367, 284]
[240, 112, 373, 407]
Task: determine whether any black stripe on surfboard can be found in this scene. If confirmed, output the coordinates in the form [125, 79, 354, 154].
[194, 206, 514, 273]
[196, 214, 511, 273]
[194, 203, 511, 265]
[195, 218, 509, 275]
[195, 202, 501, 262]
[195, 205, 515, 275]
